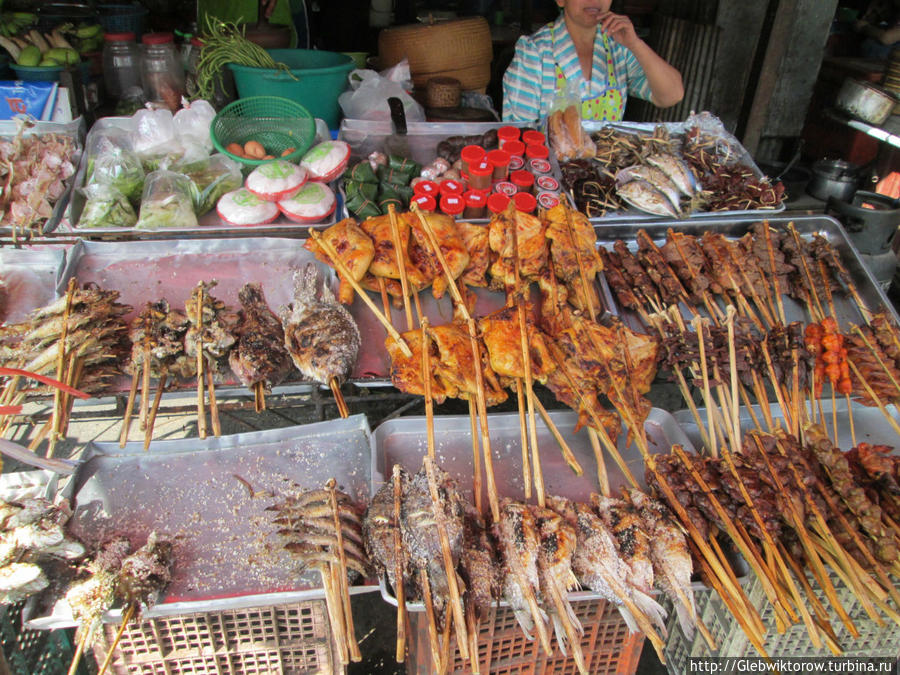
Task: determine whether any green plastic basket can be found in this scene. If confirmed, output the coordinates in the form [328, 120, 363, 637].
[210, 96, 316, 168]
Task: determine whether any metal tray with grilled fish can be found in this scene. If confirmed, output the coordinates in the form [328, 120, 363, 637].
[594, 214, 898, 333]
[563, 119, 784, 222]
[62, 117, 338, 239]
[26, 414, 377, 629]
[369, 407, 711, 610]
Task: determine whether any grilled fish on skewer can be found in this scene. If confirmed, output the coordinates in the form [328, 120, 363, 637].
[364, 468, 412, 597]
[282, 266, 360, 388]
[184, 281, 239, 375]
[127, 300, 191, 379]
[459, 502, 498, 620]
[115, 532, 174, 612]
[627, 488, 697, 639]
[65, 538, 131, 644]
[229, 283, 292, 393]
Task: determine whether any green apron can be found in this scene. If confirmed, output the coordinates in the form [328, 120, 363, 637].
[553, 30, 626, 121]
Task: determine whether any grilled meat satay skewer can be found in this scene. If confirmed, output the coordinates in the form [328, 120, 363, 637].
[229, 283, 292, 412]
[282, 266, 360, 419]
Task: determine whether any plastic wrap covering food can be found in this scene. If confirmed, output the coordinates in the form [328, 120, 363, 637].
[77, 183, 138, 229]
[135, 170, 198, 230]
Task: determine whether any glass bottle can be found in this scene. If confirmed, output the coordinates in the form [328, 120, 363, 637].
[102, 32, 142, 101]
[141, 32, 185, 112]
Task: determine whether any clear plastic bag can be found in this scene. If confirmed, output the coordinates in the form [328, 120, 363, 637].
[174, 98, 216, 153]
[185, 153, 243, 215]
[683, 111, 744, 166]
[86, 136, 145, 205]
[135, 170, 198, 230]
[77, 183, 137, 229]
[131, 106, 176, 158]
[338, 59, 425, 122]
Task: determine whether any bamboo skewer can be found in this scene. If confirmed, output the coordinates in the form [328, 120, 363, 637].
[693, 316, 719, 458]
[254, 381, 265, 413]
[329, 377, 349, 418]
[48, 280, 76, 457]
[119, 369, 139, 448]
[424, 456, 469, 662]
[67, 621, 96, 675]
[392, 465, 407, 663]
[514, 379, 532, 500]
[421, 319, 435, 456]
[96, 604, 136, 675]
[321, 565, 348, 664]
[467, 399, 483, 513]
[309, 228, 412, 357]
[420, 568, 442, 672]
[194, 282, 207, 440]
[533, 397, 583, 475]
[388, 204, 416, 332]
[206, 367, 221, 437]
[326, 478, 360, 661]
[587, 428, 610, 496]
[144, 372, 167, 451]
[139, 345, 150, 431]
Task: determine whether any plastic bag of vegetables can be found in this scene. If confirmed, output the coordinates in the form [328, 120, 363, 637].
[86, 135, 145, 206]
[77, 183, 138, 229]
[135, 170, 198, 230]
[185, 153, 243, 215]
[174, 99, 217, 153]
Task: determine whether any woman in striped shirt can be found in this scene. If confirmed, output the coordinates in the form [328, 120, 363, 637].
[502, 0, 683, 123]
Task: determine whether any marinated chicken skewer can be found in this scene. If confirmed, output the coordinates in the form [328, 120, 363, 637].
[270, 480, 367, 664]
[96, 533, 174, 675]
[304, 218, 376, 304]
[229, 283, 293, 412]
[282, 266, 361, 418]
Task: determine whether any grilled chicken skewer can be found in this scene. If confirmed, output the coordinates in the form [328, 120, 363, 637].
[282, 266, 361, 418]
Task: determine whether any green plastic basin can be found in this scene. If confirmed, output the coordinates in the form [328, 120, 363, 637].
[228, 49, 354, 129]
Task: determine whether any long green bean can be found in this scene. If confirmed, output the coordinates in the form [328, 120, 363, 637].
[195, 17, 293, 102]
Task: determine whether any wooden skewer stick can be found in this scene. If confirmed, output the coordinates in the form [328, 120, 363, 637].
[119, 369, 139, 448]
[309, 228, 412, 357]
[67, 621, 96, 675]
[693, 315, 719, 458]
[206, 367, 221, 437]
[467, 399, 483, 514]
[587, 428, 610, 496]
[514, 379, 532, 500]
[534, 397, 583, 475]
[419, 568, 443, 672]
[326, 478, 361, 661]
[388, 204, 416, 332]
[848, 359, 900, 439]
[139, 345, 151, 431]
[254, 381, 265, 413]
[59, 356, 85, 438]
[143, 372, 167, 451]
[424, 456, 470, 662]
[96, 604, 136, 675]
[391, 465, 407, 663]
[329, 377, 349, 418]
[50, 279, 76, 453]
[194, 282, 207, 439]
[421, 319, 435, 457]
[320, 565, 349, 665]
[563, 206, 598, 322]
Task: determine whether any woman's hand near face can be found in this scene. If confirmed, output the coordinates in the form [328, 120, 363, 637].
[599, 11, 641, 50]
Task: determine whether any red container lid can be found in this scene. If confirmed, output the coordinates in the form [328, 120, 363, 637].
[514, 191, 537, 213]
[469, 159, 493, 180]
[412, 194, 436, 211]
[414, 180, 439, 196]
[486, 148, 511, 168]
[510, 169, 534, 190]
[460, 144, 486, 164]
[522, 130, 546, 146]
[497, 126, 521, 143]
[504, 140, 525, 157]
[464, 190, 487, 207]
[439, 178, 464, 196]
[142, 32, 174, 45]
[487, 192, 510, 214]
[440, 193, 466, 216]
[105, 32, 136, 42]
[525, 144, 550, 160]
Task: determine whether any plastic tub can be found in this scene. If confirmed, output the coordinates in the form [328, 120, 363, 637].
[10, 61, 91, 83]
[229, 49, 354, 128]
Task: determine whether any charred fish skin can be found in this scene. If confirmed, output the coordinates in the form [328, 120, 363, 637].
[591, 494, 655, 596]
[363, 468, 411, 595]
[494, 499, 547, 639]
[460, 503, 499, 619]
[230, 283, 292, 390]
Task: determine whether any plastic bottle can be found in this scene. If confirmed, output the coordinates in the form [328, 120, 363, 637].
[102, 32, 142, 101]
[141, 32, 185, 112]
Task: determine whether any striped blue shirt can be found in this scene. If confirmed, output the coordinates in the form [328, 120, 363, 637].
[502, 15, 652, 123]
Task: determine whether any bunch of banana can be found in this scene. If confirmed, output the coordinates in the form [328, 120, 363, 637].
[0, 12, 36, 38]
[57, 22, 104, 55]
[0, 28, 81, 67]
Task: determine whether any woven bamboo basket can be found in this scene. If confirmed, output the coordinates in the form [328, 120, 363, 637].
[378, 17, 493, 91]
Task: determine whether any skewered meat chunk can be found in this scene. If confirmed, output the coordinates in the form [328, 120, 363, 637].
[489, 206, 548, 291]
[282, 266, 360, 386]
[636, 230, 688, 306]
[459, 503, 498, 619]
[229, 283, 292, 392]
[386, 328, 451, 403]
[115, 532, 174, 611]
[363, 468, 411, 598]
[127, 300, 190, 379]
[184, 281, 239, 375]
[360, 214, 431, 290]
[429, 321, 508, 407]
[479, 304, 554, 384]
[409, 211, 470, 299]
[870, 311, 900, 367]
[456, 221, 491, 288]
[304, 218, 375, 304]
[544, 205, 602, 312]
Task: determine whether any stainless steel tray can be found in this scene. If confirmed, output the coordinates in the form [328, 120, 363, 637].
[370, 407, 697, 609]
[58, 237, 383, 390]
[595, 215, 895, 331]
[0, 118, 85, 237]
[28, 415, 377, 629]
[0, 246, 66, 323]
[568, 120, 784, 221]
[673, 399, 900, 454]
[64, 116, 338, 238]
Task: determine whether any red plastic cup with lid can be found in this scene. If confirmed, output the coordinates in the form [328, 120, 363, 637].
[522, 129, 546, 146]
[460, 145, 486, 174]
[504, 140, 525, 158]
[468, 158, 493, 191]
[487, 192, 510, 214]
[510, 169, 535, 194]
[439, 178, 464, 196]
[525, 144, 550, 160]
[440, 193, 465, 218]
[413, 179, 440, 197]
[486, 149, 511, 182]
[497, 126, 521, 147]
[463, 190, 487, 218]
[513, 191, 537, 214]
[412, 194, 436, 212]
